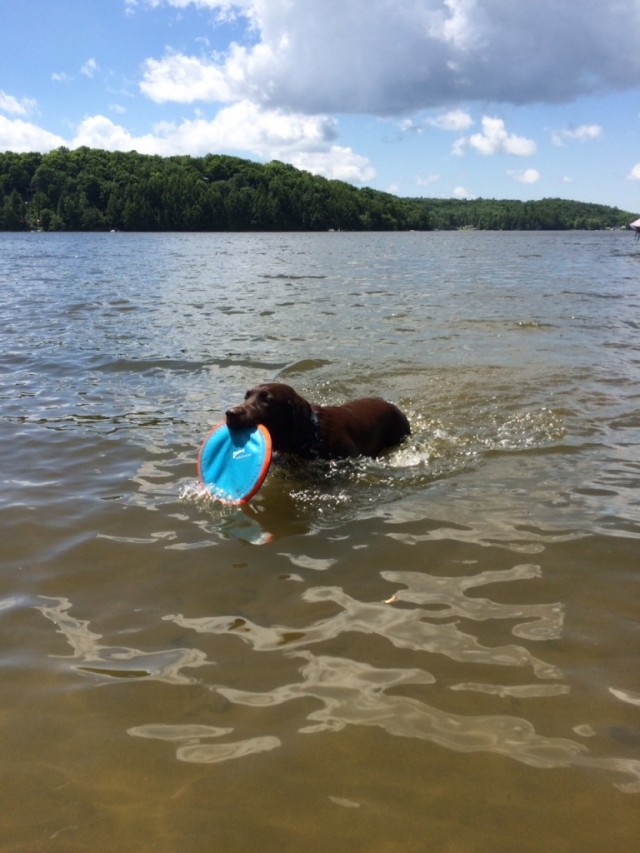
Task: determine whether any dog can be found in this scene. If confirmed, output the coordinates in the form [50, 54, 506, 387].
[225, 382, 410, 460]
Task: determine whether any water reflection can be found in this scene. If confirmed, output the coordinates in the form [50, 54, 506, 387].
[37, 597, 209, 685]
[381, 564, 564, 641]
[24, 559, 621, 791]
[168, 574, 562, 678]
[127, 724, 281, 765]
[218, 650, 640, 792]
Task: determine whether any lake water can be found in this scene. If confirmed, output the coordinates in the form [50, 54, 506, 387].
[1, 230, 639, 851]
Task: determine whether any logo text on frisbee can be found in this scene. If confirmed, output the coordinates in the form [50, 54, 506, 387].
[232, 448, 251, 460]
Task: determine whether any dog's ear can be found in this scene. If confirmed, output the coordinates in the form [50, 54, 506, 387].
[287, 395, 314, 444]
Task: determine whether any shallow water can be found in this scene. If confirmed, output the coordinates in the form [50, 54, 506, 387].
[1, 230, 639, 851]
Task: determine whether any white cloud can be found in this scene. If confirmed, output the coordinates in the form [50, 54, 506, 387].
[71, 115, 159, 152]
[134, 1, 640, 114]
[457, 116, 537, 157]
[51, 71, 72, 83]
[81, 58, 100, 78]
[508, 168, 540, 184]
[123, 1, 639, 185]
[453, 185, 472, 199]
[417, 173, 441, 187]
[166, 99, 339, 156]
[7, 0, 640, 197]
[0, 91, 37, 117]
[451, 136, 466, 157]
[428, 109, 474, 132]
[0, 116, 65, 152]
[288, 147, 375, 183]
[126, 0, 243, 11]
[627, 163, 640, 181]
[552, 124, 602, 146]
[140, 52, 236, 103]
[399, 108, 473, 136]
[0, 94, 373, 183]
[0, 92, 35, 117]
[66, 102, 374, 182]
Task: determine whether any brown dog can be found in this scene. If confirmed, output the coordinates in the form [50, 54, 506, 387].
[225, 382, 410, 460]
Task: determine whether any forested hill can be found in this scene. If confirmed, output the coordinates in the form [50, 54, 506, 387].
[0, 147, 635, 232]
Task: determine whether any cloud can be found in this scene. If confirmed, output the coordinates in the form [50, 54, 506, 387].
[135, 1, 640, 114]
[452, 185, 472, 199]
[7, 0, 638, 198]
[68, 102, 374, 182]
[399, 109, 473, 136]
[288, 147, 375, 183]
[126, 1, 634, 185]
[508, 168, 541, 184]
[0, 116, 65, 152]
[627, 163, 640, 181]
[417, 174, 441, 188]
[428, 109, 474, 132]
[140, 52, 235, 103]
[81, 58, 100, 78]
[0, 89, 373, 182]
[0, 91, 37, 117]
[71, 115, 158, 152]
[456, 116, 536, 157]
[552, 124, 602, 146]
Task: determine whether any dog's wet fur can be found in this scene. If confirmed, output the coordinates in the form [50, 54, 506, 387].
[225, 382, 410, 460]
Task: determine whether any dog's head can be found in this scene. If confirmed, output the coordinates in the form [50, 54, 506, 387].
[225, 383, 314, 452]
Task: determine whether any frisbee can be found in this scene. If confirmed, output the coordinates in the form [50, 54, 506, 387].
[197, 422, 272, 504]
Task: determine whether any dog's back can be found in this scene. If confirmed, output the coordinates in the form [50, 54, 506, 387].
[316, 397, 410, 458]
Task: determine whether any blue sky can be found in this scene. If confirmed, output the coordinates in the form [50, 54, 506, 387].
[2, 0, 640, 211]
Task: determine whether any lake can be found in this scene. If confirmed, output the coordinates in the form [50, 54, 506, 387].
[1, 229, 639, 851]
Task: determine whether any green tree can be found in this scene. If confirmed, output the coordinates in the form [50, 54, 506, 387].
[1, 189, 27, 229]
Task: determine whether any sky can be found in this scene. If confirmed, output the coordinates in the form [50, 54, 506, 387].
[1, 0, 640, 211]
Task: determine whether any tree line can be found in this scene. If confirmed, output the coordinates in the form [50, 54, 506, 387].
[423, 196, 635, 231]
[0, 147, 634, 232]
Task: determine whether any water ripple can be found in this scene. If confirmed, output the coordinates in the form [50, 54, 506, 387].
[381, 564, 565, 641]
[218, 651, 640, 791]
[127, 724, 281, 765]
[37, 597, 210, 685]
[166, 569, 562, 678]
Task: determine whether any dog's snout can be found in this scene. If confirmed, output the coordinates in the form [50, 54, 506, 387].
[226, 403, 256, 430]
